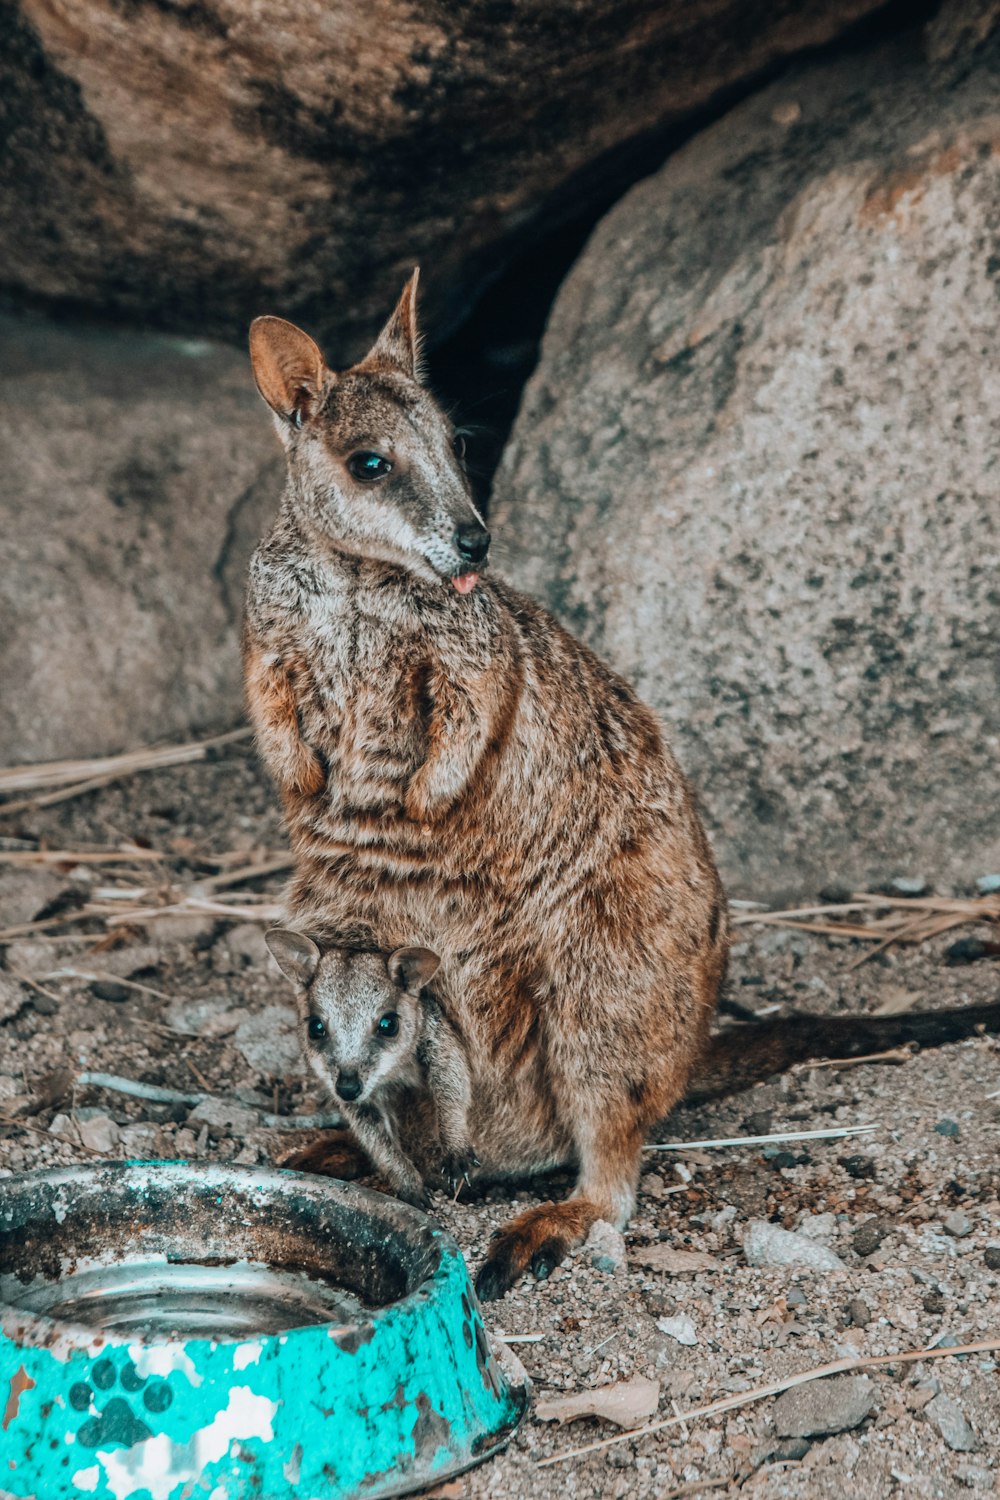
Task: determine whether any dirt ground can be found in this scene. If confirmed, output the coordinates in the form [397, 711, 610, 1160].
[1, 739, 998, 1499]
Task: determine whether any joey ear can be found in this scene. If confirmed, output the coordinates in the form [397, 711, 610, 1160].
[266, 928, 322, 987]
[362, 269, 423, 381]
[387, 945, 441, 994]
[249, 316, 330, 427]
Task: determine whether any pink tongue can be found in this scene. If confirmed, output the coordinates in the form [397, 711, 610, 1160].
[452, 572, 479, 595]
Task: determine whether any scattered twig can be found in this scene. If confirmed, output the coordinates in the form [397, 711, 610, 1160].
[0, 1112, 107, 1157]
[0, 728, 252, 797]
[198, 856, 294, 892]
[643, 1124, 876, 1154]
[732, 891, 1000, 963]
[77, 1071, 200, 1107]
[0, 774, 128, 819]
[806, 1046, 913, 1070]
[0, 846, 169, 867]
[74, 1070, 341, 1131]
[6, 966, 63, 1009]
[538, 1338, 1000, 1467]
[496, 1332, 545, 1345]
[45, 969, 177, 1002]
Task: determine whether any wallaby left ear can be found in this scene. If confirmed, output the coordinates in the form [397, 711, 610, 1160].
[387, 945, 441, 994]
[362, 269, 423, 381]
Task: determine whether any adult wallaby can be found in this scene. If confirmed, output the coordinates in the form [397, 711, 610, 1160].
[244, 272, 728, 1298]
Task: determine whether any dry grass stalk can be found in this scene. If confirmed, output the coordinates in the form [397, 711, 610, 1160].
[0, 727, 252, 796]
[734, 890, 1000, 963]
[538, 1337, 1000, 1467]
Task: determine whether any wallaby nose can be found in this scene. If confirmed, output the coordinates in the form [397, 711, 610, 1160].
[336, 1071, 362, 1102]
[454, 523, 491, 566]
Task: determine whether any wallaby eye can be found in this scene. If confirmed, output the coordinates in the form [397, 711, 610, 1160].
[377, 1012, 400, 1038]
[307, 1015, 327, 1042]
[347, 451, 393, 483]
[452, 433, 466, 461]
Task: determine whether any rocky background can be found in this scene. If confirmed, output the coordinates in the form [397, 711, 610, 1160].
[2, 0, 998, 900]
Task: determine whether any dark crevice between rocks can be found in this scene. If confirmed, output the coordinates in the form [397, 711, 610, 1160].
[428, 0, 942, 511]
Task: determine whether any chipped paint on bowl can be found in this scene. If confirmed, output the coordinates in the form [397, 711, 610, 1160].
[0, 1162, 528, 1499]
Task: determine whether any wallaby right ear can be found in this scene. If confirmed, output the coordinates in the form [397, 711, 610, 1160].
[266, 928, 322, 986]
[249, 317, 329, 427]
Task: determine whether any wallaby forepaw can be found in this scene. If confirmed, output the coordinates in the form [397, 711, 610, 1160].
[293, 746, 327, 798]
[440, 1147, 479, 1197]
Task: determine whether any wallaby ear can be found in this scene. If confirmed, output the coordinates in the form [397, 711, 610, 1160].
[266, 928, 322, 987]
[387, 945, 441, 994]
[362, 269, 423, 381]
[249, 316, 329, 427]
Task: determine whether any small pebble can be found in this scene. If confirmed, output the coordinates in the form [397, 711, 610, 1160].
[187, 1098, 260, 1137]
[90, 979, 130, 1003]
[974, 874, 1000, 895]
[771, 1437, 811, 1461]
[839, 1154, 876, 1180]
[924, 1392, 978, 1452]
[890, 876, 929, 897]
[982, 1246, 1000, 1270]
[935, 1119, 961, 1139]
[786, 1287, 808, 1308]
[923, 1292, 946, 1315]
[743, 1221, 845, 1271]
[774, 1375, 875, 1437]
[955, 1463, 993, 1489]
[656, 1314, 698, 1347]
[847, 1298, 871, 1327]
[585, 1220, 627, 1274]
[77, 1114, 121, 1153]
[852, 1218, 889, 1257]
[943, 1210, 973, 1239]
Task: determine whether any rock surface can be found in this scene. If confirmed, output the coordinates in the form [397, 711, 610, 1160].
[2, 1, 887, 355]
[492, 29, 1000, 897]
[774, 1375, 875, 1437]
[0, 316, 280, 764]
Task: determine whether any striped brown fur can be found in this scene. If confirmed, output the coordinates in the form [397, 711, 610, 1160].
[245, 276, 728, 1297]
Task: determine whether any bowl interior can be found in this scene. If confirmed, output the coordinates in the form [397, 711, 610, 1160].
[0, 1163, 441, 1341]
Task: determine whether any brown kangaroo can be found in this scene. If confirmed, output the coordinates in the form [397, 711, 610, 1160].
[244, 272, 728, 1298]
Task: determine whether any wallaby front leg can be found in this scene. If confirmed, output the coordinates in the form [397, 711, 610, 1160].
[244, 640, 325, 798]
[342, 1102, 429, 1210]
[405, 668, 493, 822]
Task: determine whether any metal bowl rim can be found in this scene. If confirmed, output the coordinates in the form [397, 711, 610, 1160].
[0, 1159, 456, 1354]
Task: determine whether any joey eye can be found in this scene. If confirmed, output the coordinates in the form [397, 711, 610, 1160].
[347, 451, 393, 483]
[452, 433, 466, 461]
[377, 1012, 400, 1038]
[307, 1015, 327, 1042]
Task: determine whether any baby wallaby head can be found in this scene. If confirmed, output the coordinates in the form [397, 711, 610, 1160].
[249, 270, 489, 595]
[265, 929, 441, 1104]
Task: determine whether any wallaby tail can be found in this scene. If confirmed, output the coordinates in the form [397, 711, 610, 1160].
[686, 998, 1000, 1105]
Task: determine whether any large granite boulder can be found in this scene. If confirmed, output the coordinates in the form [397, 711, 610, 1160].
[2, 0, 886, 354]
[492, 26, 1000, 898]
[0, 316, 280, 764]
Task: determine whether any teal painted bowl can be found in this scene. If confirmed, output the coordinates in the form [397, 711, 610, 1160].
[0, 1162, 528, 1499]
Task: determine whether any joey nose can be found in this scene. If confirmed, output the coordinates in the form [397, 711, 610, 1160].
[336, 1072, 362, 1102]
[454, 523, 491, 566]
